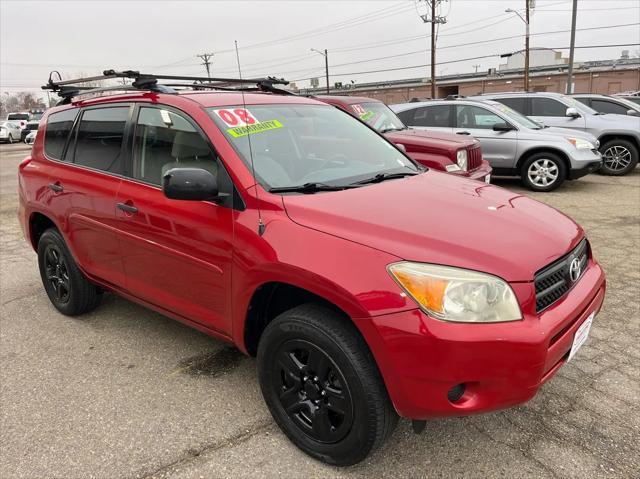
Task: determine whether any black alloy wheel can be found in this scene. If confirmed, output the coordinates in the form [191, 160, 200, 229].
[273, 339, 354, 443]
[43, 245, 71, 304]
[258, 304, 398, 466]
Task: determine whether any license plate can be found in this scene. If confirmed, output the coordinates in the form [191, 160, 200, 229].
[484, 175, 491, 184]
[568, 311, 595, 361]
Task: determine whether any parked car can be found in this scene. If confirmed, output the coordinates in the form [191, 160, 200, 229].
[19, 76, 606, 465]
[6, 112, 31, 129]
[477, 92, 640, 176]
[25, 129, 38, 145]
[315, 95, 492, 183]
[615, 91, 640, 106]
[572, 93, 640, 116]
[391, 99, 602, 191]
[0, 121, 22, 143]
[21, 120, 40, 142]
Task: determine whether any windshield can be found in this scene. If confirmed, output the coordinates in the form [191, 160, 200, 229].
[208, 104, 418, 189]
[489, 102, 543, 129]
[7, 113, 29, 121]
[349, 102, 405, 132]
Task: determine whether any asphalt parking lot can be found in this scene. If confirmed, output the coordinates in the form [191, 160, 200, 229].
[0, 142, 638, 479]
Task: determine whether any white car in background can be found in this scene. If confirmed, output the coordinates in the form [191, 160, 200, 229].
[0, 121, 22, 143]
[6, 112, 31, 129]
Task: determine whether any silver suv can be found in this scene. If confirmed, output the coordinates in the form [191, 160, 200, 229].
[476, 92, 640, 176]
[391, 99, 602, 192]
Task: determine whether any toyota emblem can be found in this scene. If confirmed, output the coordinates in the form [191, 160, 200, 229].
[569, 257, 582, 282]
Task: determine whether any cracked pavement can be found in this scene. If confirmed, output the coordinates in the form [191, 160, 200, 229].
[1, 144, 638, 478]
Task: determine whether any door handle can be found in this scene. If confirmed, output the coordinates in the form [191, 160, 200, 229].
[117, 202, 138, 214]
[456, 131, 471, 135]
[48, 182, 64, 192]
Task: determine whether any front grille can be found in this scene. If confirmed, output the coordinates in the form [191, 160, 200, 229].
[467, 145, 482, 171]
[534, 239, 588, 313]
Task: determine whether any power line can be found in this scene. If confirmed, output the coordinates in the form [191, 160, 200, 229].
[291, 42, 640, 82]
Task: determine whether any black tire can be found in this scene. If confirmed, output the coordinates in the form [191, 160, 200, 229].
[37, 228, 102, 316]
[599, 139, 638, 176]
[520, 152, 567, 192]
[257, 303, 398, 466]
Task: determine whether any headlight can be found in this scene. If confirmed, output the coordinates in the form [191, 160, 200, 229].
[456, 149, 468, 170]
[567, 137, 595, 150]
[388, 262, 522, 323]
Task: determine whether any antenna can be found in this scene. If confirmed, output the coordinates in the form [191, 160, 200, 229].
[235, 41, 265, 236]
[235, 41, 243, 79]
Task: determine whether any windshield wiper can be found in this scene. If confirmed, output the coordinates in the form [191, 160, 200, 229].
[268, 182, 360, 194]
[351, 171, 418, 185]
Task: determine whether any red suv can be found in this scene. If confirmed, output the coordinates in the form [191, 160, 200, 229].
[315, 95, 492, 183]
[18, 72, 605, 466]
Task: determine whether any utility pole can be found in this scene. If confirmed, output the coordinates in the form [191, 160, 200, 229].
[524, 0, 530, 91]
[566, 0, 578, 93]
[196, 52, 214, 78]
[311, 48, 330, 93]
[473, 64, 481, 74]
[418, 1, 447, 99]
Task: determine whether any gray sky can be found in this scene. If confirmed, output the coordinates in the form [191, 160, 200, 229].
[1, 0, 639, 101]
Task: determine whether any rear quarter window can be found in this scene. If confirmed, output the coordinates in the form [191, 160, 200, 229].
[44, 109, 78, 160]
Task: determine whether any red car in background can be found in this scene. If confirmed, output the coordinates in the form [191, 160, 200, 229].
[316, 95, 492, 183]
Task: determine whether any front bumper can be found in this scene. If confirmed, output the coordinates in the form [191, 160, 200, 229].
[569, 158, 602, 179]
[451, 160, 493, 183]
[362, 259, 606, 419]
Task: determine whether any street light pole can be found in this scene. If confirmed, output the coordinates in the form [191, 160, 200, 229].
[506, 5, 531, 91]
[311, 48, 330, 94]
[566, 0, 578, 93]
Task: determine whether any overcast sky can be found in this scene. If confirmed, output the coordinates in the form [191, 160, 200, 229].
[1, 0, 639, 101]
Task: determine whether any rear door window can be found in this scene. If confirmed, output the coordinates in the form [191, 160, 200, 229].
[44, 109, 78, 160]
[400, 105, 451, 127]
[531, 98, 567, 117]
[72, 107, 129, 174]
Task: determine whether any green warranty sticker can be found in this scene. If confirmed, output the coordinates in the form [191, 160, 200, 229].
[360, 111, 374, 121]
[227, 120, 283, 137]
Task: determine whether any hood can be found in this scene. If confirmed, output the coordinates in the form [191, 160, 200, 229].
[590, 113, 640, 130]
[385, 128, 475, 153]
[282, 171, 583, 282]
[532, 126, 599, 143]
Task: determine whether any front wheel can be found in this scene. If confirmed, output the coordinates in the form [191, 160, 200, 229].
[599, 139, 638, 176]
[521, 153, 567, 192]
[257, 304, 398, 466]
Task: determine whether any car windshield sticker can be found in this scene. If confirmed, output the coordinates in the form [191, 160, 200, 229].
[352, 104, 366, 116]
[213, 108, 258, 127]
[360, 111, 374, 122]
[227, 120, 284, 138]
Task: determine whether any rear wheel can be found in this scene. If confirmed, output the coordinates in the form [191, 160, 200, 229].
[521, 152, 566, 192]
[257, 304, 398, 466]
[37, 228, 102, 316]
[600, 139, 638, 176]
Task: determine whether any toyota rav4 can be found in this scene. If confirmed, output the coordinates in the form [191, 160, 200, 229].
[18, 71, 606, 466]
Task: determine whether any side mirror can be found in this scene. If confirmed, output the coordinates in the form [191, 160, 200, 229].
[627, 109, 638, 117]
[566, 107, 581, 118]
[493, 122, 514, 132]
[163, 168, 219, 201]
[394, 142, 407, 153]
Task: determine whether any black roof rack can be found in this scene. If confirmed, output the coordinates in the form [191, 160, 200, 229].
[43, 69, 292, 105]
